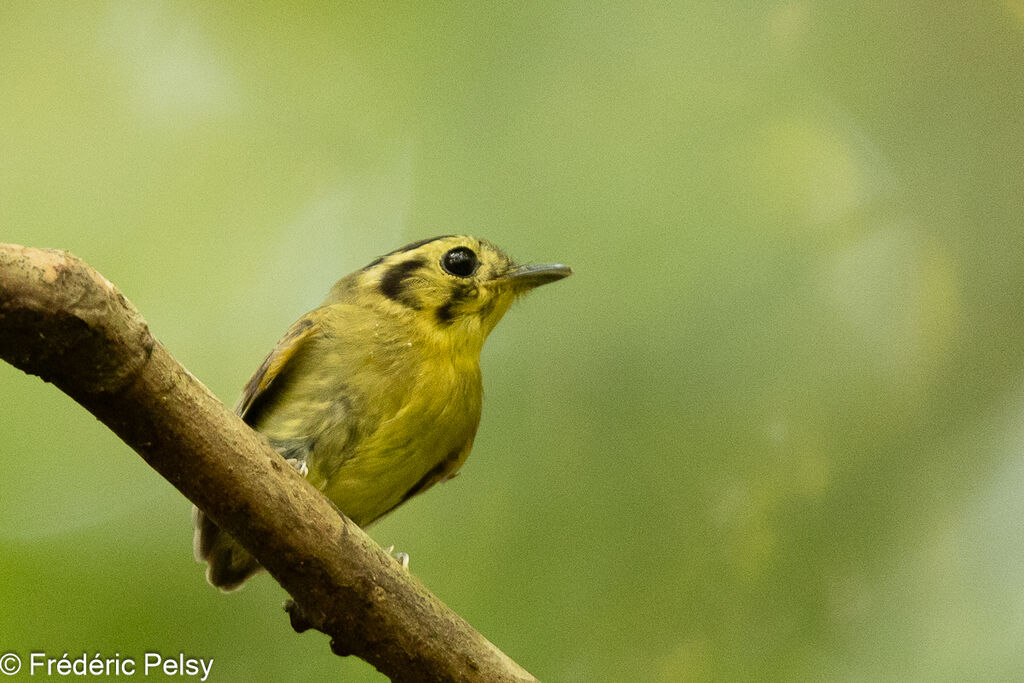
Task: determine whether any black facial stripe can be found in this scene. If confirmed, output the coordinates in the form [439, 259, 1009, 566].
[434, 282, 476, 325]
[395, 235, 456, 255]
[362, 235, 457, 271]
[478, 297, 497, 321]
[435, 300, 455, 325]
[379, 258, 426, 309]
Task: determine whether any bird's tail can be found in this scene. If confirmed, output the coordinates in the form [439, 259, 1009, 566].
[191, 506, 263, 591]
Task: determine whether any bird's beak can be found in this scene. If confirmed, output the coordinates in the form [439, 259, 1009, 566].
[502, 263, 573, 291]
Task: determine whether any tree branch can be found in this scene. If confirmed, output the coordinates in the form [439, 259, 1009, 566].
[0, 243, 537, 683]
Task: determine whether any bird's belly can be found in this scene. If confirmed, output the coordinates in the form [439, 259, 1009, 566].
[301, 355, 482, 527]
[306, 390, 478, 527]
[314, 436, 467, 527]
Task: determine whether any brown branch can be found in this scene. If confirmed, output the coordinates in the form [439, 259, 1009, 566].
[0, 243, 537, 683]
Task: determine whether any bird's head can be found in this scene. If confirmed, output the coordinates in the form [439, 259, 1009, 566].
[347, 235, 571, 351]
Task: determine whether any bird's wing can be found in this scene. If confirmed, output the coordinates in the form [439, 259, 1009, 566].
[235, 313, 318, 425]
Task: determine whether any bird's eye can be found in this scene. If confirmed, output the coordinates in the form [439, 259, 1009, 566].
[441, 247, 479, 277]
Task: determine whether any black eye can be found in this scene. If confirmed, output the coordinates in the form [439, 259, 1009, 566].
[441, 247, 478, 277]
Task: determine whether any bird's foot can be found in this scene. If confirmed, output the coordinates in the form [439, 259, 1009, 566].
[384, 545, 410, 570]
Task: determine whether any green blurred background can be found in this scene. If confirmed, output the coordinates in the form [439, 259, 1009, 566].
[3, 2, 1024, 681]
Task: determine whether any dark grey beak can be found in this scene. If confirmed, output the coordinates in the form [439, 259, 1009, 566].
[504, 263, 573, 290]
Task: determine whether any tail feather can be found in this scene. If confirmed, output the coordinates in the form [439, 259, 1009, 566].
[191, 506, 263, 591]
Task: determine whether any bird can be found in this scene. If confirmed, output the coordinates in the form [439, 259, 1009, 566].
[192, 235, 571, 590]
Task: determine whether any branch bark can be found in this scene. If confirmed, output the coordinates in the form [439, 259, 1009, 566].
[0, 243, 537, 683]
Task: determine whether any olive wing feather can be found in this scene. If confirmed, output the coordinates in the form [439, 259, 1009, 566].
[234, 314, 318, 425]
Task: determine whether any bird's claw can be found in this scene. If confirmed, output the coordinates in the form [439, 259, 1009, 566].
[384, 545, 410, 570]
[286, 458, 309, 477]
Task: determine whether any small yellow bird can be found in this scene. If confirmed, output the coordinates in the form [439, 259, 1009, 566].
[193, 235, 571, 590]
